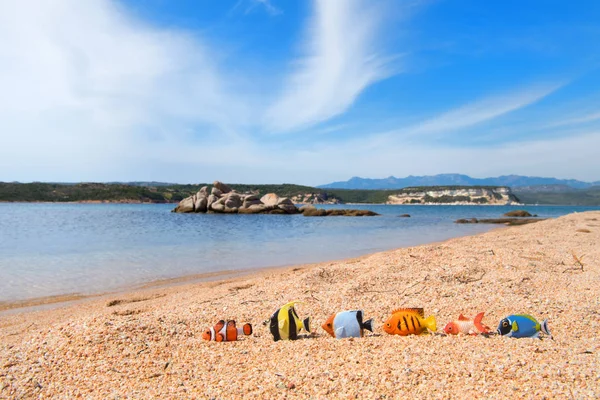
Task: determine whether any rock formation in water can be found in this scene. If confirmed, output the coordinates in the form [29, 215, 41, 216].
[173, 181, 379, 216]
[173, 181, 299, 214]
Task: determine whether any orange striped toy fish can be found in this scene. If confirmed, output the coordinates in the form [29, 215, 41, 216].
[202, 320, 253, 342]
[383, 308, 436, 336]
[444, 312, 491, 335]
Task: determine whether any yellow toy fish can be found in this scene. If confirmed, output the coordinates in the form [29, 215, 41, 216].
[269, 301, 311, 341]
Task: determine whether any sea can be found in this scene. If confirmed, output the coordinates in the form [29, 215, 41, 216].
[1, 203, 598, 303]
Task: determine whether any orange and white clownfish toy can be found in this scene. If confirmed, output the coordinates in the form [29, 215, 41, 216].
[202, 320, 253, 342]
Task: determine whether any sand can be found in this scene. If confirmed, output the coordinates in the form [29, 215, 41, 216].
[1, 211, 599, 399]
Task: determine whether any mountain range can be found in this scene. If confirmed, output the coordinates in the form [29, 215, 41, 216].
[318, 174, 600, 190]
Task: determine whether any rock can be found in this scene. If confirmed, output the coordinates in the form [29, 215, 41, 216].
[173, 197, 195, 213]
[210, 202, 225, 212]
[224, 193, 243, 209]
[243, 199, 262, 208]
[211, 187, 223, 197]
[194, 196, 207, 213]
[302, 207, 378, 217]
[213, 181, 232, 194]
[504, 210, 532, 217]
[302, 206, 327, 216]
[261, 193, 280, 206]
[199, 186, 208, 196]
[277, 197, 299, 214]
[268, 208, 287, 214]
[298, 205, 312, 213]
[455, 218, 478, 224]
[207, 194, 218, 208]
[399, 214, 411, 217]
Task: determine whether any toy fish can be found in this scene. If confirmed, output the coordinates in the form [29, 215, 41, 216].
[383, 308, 436, 336]
[202, 320, 253, 342]
[444, 312, 491, 335]
[322, 310, 374, 339]
[497, 314, 552, 339]
[269, 301, 311, 341]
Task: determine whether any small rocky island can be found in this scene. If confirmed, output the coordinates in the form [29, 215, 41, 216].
[173, 181, 378, 217]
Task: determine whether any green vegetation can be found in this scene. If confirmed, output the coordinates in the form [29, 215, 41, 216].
[0, 182, 338, 203]
[513, 187, 600, 206]
[4, 181, 598, 205]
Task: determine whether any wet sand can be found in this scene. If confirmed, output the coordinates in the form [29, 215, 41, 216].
[1, 211, 599, 398]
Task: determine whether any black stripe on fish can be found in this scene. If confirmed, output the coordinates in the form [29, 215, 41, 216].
[269, 310, 281, 342]
[288, 308, 297, 340]
[416, 317, 421, 328]
[356, 310, 363, 328]
[410, 316, 416, 331]
[402, 316, 409, 332]
[397, 319, 402, 331]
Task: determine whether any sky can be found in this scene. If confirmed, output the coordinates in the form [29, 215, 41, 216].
[1, 0, 600, 186]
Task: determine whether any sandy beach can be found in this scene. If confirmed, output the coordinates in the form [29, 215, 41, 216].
[1, 211, 599, 398]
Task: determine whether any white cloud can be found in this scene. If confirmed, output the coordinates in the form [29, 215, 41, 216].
[263, 0, 395, 133]
[405, 83, 563, 137]
[0, 0, 252, 181]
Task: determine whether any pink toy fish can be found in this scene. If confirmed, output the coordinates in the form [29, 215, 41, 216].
[444, 312, 491, 335]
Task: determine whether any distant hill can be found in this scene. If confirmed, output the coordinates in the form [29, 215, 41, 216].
[513, 186, 600, 206]
[319, 174, 600, 190]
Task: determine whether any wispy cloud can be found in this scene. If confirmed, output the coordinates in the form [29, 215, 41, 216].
[232, 0, 282, 16]
[263, 0, 395, 133]
[405, 83, 564, 137]
[546, 110, 600, 128]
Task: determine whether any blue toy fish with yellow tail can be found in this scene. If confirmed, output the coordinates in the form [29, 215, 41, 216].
[497, 314, 552, 339]
[269, 301, 311, 341]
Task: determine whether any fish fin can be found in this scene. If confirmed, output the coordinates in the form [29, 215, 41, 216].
[303, 317, 311, 333]
[540, 319, 552, 339]
[424, 315, 437, 333]
[473, 312, 489, 333]
[362, 318, 374, 333]
[243, 323, 253, 336]
[335, 327, 345, 338]
[278, 319, 286, 330]
[511, 320, 519, 332]
[392, 308, 424, 318]
[458, 314, 469, 321]
[216, 333, 225, 342]
[281, 301, 301, 311]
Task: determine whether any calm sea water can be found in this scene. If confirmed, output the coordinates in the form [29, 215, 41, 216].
[0, 203, 598, 302]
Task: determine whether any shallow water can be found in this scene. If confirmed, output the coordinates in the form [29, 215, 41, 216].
[0, 203, 597, 302]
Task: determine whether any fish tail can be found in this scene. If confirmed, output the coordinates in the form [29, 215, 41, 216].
[541, 319, 553, 339]
[236, 324, 253, 336]
[474, 312, 490, 333]
[362, 318, 374, 333]
[424, 315, 437, 333]
[303, 317, 311, 333]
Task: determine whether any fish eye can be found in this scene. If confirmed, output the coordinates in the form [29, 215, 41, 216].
[386, 323, 391, 327]
[503, 321, 509, 327]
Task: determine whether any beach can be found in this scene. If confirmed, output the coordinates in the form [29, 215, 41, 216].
[1, 211, 599, 398]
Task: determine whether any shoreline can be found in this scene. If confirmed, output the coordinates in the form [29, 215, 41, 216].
[1, 211, 599, 398]
[0, 225, 506, 314]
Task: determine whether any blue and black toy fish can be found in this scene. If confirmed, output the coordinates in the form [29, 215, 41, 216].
[497, 314, 552, 339]
[322, 310, 374, 339]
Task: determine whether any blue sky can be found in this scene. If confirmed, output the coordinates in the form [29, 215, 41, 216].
[1, 0, 599, 185]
